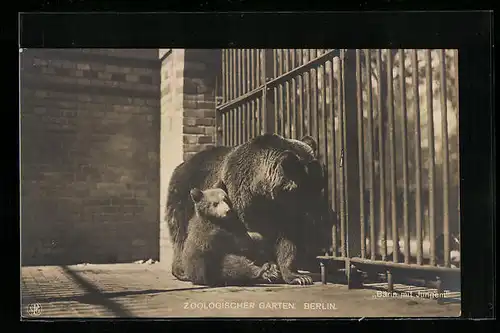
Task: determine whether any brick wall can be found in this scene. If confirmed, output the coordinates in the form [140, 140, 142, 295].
[159, 49, 221, 265]
[20, 49, 161, 266]
[182, 50, 221, 161]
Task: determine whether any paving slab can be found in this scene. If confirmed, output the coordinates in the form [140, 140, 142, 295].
[21, 263, 460, 318]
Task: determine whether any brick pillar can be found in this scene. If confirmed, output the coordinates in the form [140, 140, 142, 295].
[182, 49, 221, 161]
[159, 49, 221, 266]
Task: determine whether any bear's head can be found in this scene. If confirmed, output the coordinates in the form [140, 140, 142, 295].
[285, 136, 333, 257]
[245, 135, 326, 210]
[266, 149, 306, 201]
[285, 135, 325, 194]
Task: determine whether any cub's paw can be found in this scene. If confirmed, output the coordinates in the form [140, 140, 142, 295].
[260, 262, 281, 283]
[286, 273, 314, 286]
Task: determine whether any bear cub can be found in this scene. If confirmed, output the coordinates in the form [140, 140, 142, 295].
[182, 187, 280, 287]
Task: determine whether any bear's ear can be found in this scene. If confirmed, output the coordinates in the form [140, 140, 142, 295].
[189, 188, 204, 203]
[278, 150, 302, 177]
[306, 160, 326, 193]
[307, 159, 324, 180]
[213, 179, 228, 193]
[278, 150, 300, 166]
[301, 135, 318, 156]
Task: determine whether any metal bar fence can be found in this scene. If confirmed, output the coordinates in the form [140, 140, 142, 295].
[216, 48, 460, 281]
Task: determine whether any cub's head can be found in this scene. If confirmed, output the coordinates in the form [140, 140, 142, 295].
[190, 187, 233, 221]
[190, 187, 248, 235]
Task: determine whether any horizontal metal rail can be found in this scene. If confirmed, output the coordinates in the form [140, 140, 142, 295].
[317, 256, 460, 274]
[217, 49, 340, 113]
[217, 86, 264, 113]
[265, 49, 340, 89]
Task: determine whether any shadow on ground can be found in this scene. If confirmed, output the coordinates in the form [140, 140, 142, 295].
[51, 266, 212, 317]
[32, 266, 290, 317]
[21, 264, 461, 318]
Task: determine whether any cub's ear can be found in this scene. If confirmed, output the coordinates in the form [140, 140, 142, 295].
[189, 188, 204, 203]
[301, 135, 318, 156]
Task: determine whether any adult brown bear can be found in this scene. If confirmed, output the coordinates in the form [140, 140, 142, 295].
[166, 134, 330, 285]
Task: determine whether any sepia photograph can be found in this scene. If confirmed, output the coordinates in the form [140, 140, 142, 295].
[20, 47, 462, 318]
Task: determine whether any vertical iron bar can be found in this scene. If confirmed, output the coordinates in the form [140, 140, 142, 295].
[297, 51, 304, 138]
[316, 49, 323, 149]
[311, 49, 319, 143]
[339, 50, 347, 258]
[222, 111, 226, 146]
[426, 49, 436, 266]
[365, 49, 376, 260]
[290, 50, 297, 139]
[228, 109, 232, 146]
[234, 49, 239, 145]
[227, 50, 231, 146]
[320, 261, 326, 284]
[321, 61, 328, 182]
[255, 49, 261, 135]
[356, 49, 366, 259]
[222, 49, 226, 103]
[230, 49, 234, 101]
[387, 270, 394, 293]
[225, 49, 230, 103]
[232, 49, 237, 145]
[243, 103, 247, 143]
[241, 49, 246, 95]
[284, 50, 291, 138]
[250, 49, 256, 139]
[256, 97, 261, 136]
[239, 49, 244, 96]
[273, 49, 279, 134]
[316, 53, 323, 160]
[328, 59, 337, 256]
[260, 49, 267, 134]
[255, 96, 263, 136]
[412, 49, 424, 265]
[226, 109, 229, 147]
[225, 111, 229, 146]
[304, 50, 311, 135]
[376, 49, 387, 260]
[387, 49, 399, 263]
[256, 49, 260, 87]
[238, 49, 243, 144]
[436, 276, 444, 304]
[242, 49, 247, 142]
[454, 49, 460, 130]
[319, 58, 330, 253]
[454, 49, 459, 111]
[224, 49, 228, 138]
[246, 49, 251, 94]
[440, 49, 450, 267]
[215, 73, 221, 146]
[454, 49, 460, 232]
[247, 102, 251, 142]
[278, 49, 285, 136]
[235, 58, 240, 145]
[399, 49, 411, 264]
[233, 108, 238, 146]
